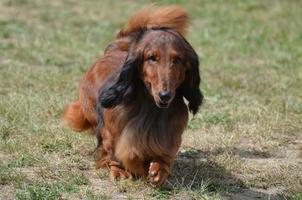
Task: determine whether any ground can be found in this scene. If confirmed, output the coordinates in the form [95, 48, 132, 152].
[0, 0, 302, 199]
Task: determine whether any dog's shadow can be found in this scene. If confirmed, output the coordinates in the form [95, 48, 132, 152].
[163, 148, 284, 200]
[167, 149, 242, 191]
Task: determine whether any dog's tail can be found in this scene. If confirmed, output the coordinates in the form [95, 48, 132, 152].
[62, 100, 92, 132]
[117, 5, 189, 38]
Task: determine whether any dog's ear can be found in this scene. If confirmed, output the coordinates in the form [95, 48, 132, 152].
[181, 40, 204, 115]
[99, 52, 142, 108]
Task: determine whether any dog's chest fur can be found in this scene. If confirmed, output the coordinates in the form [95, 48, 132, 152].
[110, 97, 188, 163]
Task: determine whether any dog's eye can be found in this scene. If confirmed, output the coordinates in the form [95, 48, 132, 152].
[147, 55, 157, 62]
[172, 57, 182, 65]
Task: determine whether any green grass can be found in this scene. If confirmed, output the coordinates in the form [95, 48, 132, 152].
[1, 0, 301, 199]
[0, 164, 26, 186]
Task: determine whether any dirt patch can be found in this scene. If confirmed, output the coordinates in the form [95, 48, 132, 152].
[0, 152, 12, 165]
[0, 185, 14, 200]
[224, 188, 285, 200]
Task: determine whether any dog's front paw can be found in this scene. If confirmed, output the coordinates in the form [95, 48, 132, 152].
[148, 161, 169, 187]
[110, 165, 133, 181]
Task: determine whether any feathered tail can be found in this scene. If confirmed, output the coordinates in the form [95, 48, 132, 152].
[62, 100, 92, 132]
[117, 5, 189, 38]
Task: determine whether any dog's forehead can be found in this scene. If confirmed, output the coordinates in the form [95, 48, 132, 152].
[141, 30, 179, 47]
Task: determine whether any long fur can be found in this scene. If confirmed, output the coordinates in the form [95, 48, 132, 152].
[62, 101, 91, 132]
[179, 36, 204, 114]
[117, 5, 189, 37]
[99, 55, 142, 108]
[62, 5, 203, 187]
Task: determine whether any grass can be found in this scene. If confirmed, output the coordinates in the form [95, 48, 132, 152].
[0, 0, 301, 199]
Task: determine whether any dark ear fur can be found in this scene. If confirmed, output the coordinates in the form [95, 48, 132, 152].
[99, 54, 141, 108]
[181, 40, 204, 115]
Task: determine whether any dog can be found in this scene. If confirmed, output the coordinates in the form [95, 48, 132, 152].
[63, 5, 203, 187]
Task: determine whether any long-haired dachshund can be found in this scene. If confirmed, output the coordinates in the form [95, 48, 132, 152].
[63, 5, 203, 187]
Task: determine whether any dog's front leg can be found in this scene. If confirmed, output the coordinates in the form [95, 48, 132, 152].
[95, 147, 133, 180]
[95, 128, 133, 181]
[148, 159, 172, 187]
[109, 160, 133, 181]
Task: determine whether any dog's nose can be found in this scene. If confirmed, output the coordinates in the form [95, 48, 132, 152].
[159, 91, 172, 102]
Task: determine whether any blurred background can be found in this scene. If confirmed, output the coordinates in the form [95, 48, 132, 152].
[0, 0, 301, 199]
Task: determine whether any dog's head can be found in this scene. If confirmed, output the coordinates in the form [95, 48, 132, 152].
[100, 29, 203, 114]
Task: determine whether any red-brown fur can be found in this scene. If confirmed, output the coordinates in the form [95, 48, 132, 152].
[63, 6, 203, 187]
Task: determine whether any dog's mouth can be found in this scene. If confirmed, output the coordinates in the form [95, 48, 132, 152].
[153, 93, 174, 109]
[156, 101, 169, 108]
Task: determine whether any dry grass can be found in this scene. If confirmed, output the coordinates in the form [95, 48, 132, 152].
[0, 0, 301, 199]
